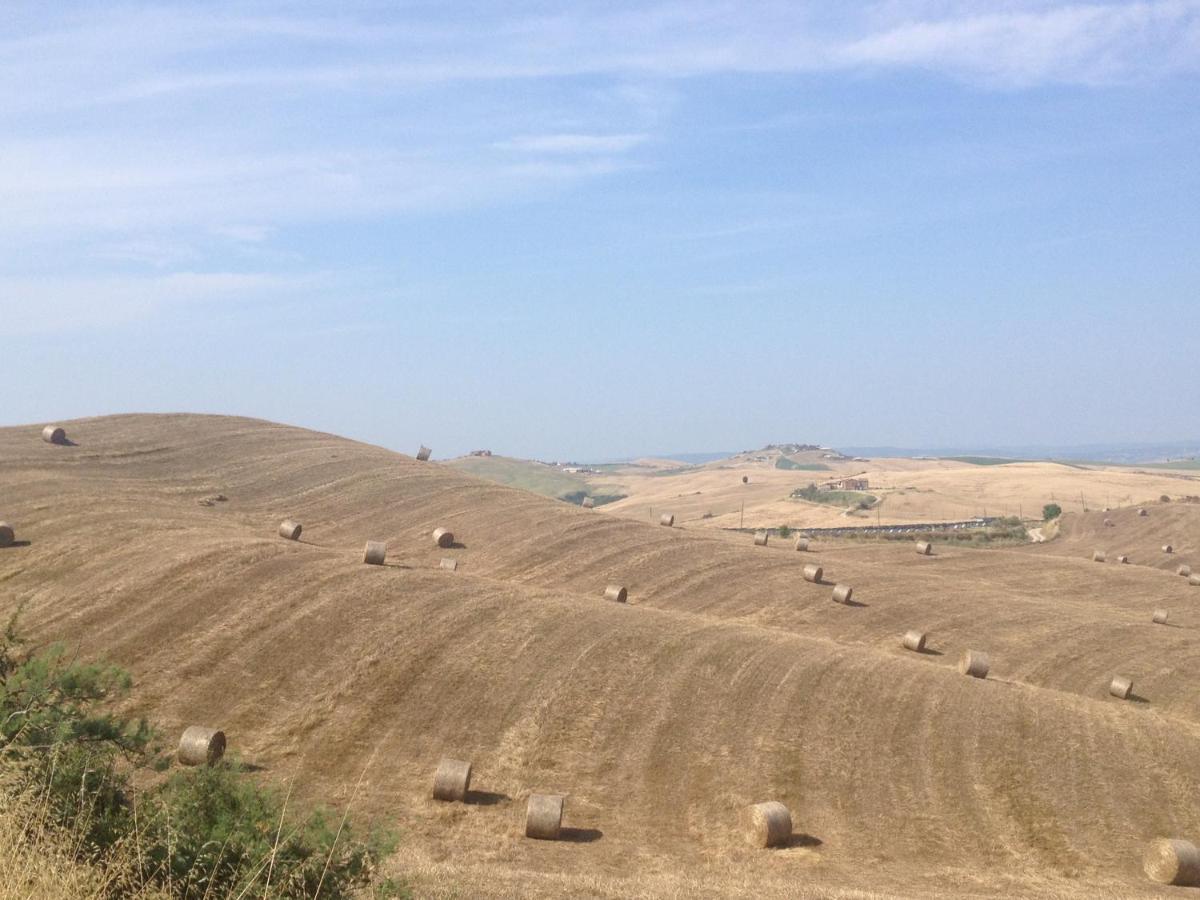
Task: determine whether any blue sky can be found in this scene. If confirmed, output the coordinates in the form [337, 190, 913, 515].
[3, 1, 1198, 459]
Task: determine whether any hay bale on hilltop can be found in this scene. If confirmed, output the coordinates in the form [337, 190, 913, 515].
[1092, 550, 1106, 562]
[603, 584, 628, 603]
[831, 584, 853, 604]
[1153, 609, 1169, 625]
[915, 541, 933, 555]
[744, 801, 792, 848]
[433, 527, 454, 548]
[1178, 565, 1192, 577]
[1109, 675, 1133, 699]
[902, 630, 927, 652]
[1144, 838, 1200, 886]
[363, 541, 387, 565]
[659, 513, 674, 527]
[0, 523, 13, 548]
[1163, 544, 1174, 554]
[754, 531, 769, 547]
[432, 758, 472, 802]
[41, 425, 66, 444]
[582, 497, 595, 509]
[794, 536, 809, 551]
[1138, 508, 1149, 517]
[1118, 555, 1130, 564]
[278, 520, 302, 541]
[802, 564, 823, 583]
[177, 726, 226, 766]
[525, 793, 565, 841]
[959, 650, 989, 679]
[416, 445, 432, 461]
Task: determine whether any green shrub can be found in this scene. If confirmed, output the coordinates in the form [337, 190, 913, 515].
[777, 524, 792, 538]
[1042, 503, 1062, 520]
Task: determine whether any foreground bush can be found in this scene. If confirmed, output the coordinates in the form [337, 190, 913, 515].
[0, 609, 399, 898]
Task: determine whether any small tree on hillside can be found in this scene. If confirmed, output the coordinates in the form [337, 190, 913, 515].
[1043, 503, 1062, 520]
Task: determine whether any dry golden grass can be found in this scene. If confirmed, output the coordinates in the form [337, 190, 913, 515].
[2, 415, 1200, 898]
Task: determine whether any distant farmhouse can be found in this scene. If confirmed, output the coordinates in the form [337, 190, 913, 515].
[823, 477, 869, 492]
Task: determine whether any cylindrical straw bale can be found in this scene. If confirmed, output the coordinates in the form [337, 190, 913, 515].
[915, 540, 933, 555]
[582, 497, 595, 509]
[802, 564, 822, 583]
[754, 531, 769, 547]
[1144, 838, 1200, 885]
[742, 475, 749, 484]
[1117, 555, 1130, 564]
[1178, 565, 1192, 577]
[1103, 518, 1113, 527]
[1163, 544, 1174, 554]
[363, 541, 387, 565]
[659, 513, 674, 527]
[794, 536, 809, 551]
[432, 758, 472, 802]
[744, 801, 792, 848]
[1092, 550, 1106, 562]
[1190, 574, 1200, 586]
[440, 557, 458, 571]
[278, 520, 302, 541]
[603, 584, 628, 603]
[177, 726, 226, 766]
[1138, 508, 1148, 517]
[433, 527, 454, 548]
[525, 793, 565, 840]
[416, 445, 432, 461]
[1153, 609, 1169, 625]
[959, 650, 989, 679]
[1109, 675, 1133, 699]
[0, 523, 13, 548]
[42, 425, 65, 444]
[902, 630, 927, 652]
[831, 584, 853, 604]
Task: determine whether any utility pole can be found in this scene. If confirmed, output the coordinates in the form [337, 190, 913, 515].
[740, 501, 744, 530]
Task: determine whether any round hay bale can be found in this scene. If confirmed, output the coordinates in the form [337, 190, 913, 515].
[525, 793, 565, 840]
[1109, 675, 1133, 699]
[1092, 550, 1106, 563]
[440, 557, 458, 571]
[1178, 565, 1192, 577]
[1190, 574, 1200, 587]
[1163, 544, 1174, 554]
[1153, 609, 1169, 625]
[416, 445, 432, 461]
[581, 497, 595, 509]
[1117, 555, 1130, 564]
[177, 726, 226, 766]
[1144, 838, 1200, 885]
[1138, 508, 1149, 517]
[754, 531, 769, 547]
[742, 475, 749, 484]
[41, 425, 65, 444]
[802, 564, 822, 583]
[744, 801, 792, 848]
[603, 584, 628, 603]
[659, 513, 674, 527]
[1103, 518, 1113, 527]
[432, 757, 472, 802]
[278, 520, 302, 541]
[363, 541, 387, 565]
[794, 536, 809, 552]
[902, 630, 927, 652]
[831, 584, 853, 604]
[0, 522, 13, 548]
[959, 650, 989, 679]
[915, 540, 933, 555]
[433, 527, 454, 549]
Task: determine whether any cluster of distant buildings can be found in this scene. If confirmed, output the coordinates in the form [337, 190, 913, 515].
[823, 477, 869, 491]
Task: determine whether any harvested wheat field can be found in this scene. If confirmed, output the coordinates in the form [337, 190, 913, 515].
[5, 415, 1200, 898]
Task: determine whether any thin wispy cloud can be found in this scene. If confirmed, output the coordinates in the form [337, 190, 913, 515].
[494, 134, 649, 154]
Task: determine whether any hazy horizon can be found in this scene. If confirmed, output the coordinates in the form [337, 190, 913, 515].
[4, 1, 1198, 459]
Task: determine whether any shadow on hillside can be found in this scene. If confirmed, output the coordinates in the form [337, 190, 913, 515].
[560, 826, 603, 844]
[1, 541, 31, 549]
[784, 833, 822, 849]
[841, 598, 869, 608]
[465, 790, 510, 806]
[449, 541, 467, 550]
[1128, 692, 1151, 705]
[918, 647, 944, 657]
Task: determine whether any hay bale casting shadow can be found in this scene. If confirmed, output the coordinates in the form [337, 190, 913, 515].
[363, 541, 387, 565]
[915, 540, 933, 556]
[802, 564, 823, 584]
[902, 630, 927, 652]
[432, 758, 472, 802]
[1110, 675, 1134, 699]
[178, 726, 226, 766]
[959, 650, 989, 679]
[1092, 550, 1106, 562]
[603, 585, 628, 603]
[754, 531, 769, 547]
[42, 425, 67, 445]
[433, 527, 454, 548]
[1144, 838, 1200, 886]
[278, 520, 302, 541]
[659, 513, 675, 527]
[794, 536, 809, 551]
[0, 523, 14, 548]
[525, 793, 565, 841]
[744, 801, 792, 848]
[1153, 609, 1170, 625]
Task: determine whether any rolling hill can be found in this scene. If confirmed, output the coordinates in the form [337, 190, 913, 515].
[2, 415, 1200, 897]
